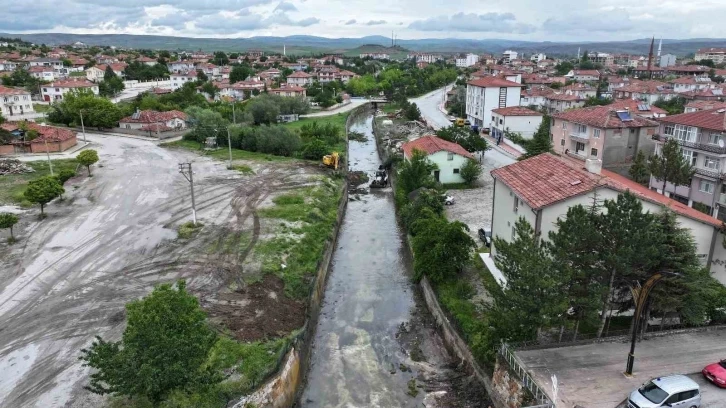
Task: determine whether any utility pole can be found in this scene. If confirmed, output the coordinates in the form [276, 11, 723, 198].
[44, 138, 54, 176]
[226, 127, 233, 169]
[79, 109, 87, 143]
[232, 102, 236, 124]
[178, 162, 197, 225]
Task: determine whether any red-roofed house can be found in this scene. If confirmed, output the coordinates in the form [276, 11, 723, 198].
[652, 108, 726, 218]
[490, 106, 543, 140]
[0, 86, 34, 119]
[684, 100, 726, 113]
[466, 76, 523, 129]
[401, 135, 474, 184]
[564, 69, 601, 82]
[41, 79, 99, 101]
[0, 122, 77, 155]
[551, 106, 658, 166]
[544, 93, 586, 113]
[118, 110, 187, 132]
[608, 99, 667, 119]
[286, 71, 313, 86]
[489, 153, 726, 286]
[268, 85, 306, 98]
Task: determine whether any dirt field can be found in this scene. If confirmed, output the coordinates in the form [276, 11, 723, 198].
[0, 132, 335, 407]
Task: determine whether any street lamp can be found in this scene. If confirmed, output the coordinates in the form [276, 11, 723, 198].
[79, 109, 87, 143]
[178, 162, 197, 225]
[624, 271, 682, 376]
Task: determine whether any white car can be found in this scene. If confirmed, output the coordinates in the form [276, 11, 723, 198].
[443, 195, 455, 205]
[628, 375, 701, 408]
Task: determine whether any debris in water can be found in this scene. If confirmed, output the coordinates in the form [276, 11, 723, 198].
[347, 171, 369, 186]
[348, 131, 369, 142]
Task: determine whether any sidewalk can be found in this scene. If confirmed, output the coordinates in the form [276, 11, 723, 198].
[9, 141, 92, 162]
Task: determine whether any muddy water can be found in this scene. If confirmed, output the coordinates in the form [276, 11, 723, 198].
[300, 113, 487, 407]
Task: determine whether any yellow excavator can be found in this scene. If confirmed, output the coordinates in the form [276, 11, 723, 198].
[322, 152, 339, 170]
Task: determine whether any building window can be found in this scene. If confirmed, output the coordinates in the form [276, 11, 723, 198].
[700, 180, 714, 194]
[511, 226, 516, 240]
[682, 149, 697, 166]
[560, 138, 565, 146]
[630, 128, 637, 135]
[447, 153, 454, 161]
[575, 142, 586, 153]
[707, 133, 722, 145]
[513, 196, 519, 213]
[674, 124, 697, 142]
[591, 148, 598, 157]
[594, 129, 601, 138]
[576, 124, 587, 133]
[704, 156, 720, 170]
[453, 168, 460, 174]
[562, 121, 567, 130]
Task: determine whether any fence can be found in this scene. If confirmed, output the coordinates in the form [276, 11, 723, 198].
[499, 342, 555, 408]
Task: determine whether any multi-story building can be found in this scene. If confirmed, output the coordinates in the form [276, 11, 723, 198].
[551, 106, 659, 167]
[651, 108, 726, 220]
[269, 85, 306, 98]
[490, 106, 543, 140]
[41, 79, 99, 101]
[465, 76, 523, 129]
[614, 80, 675, 104]
[407, 53, 443, 63]
[659, 54, 677, 67]
[359, 53, 389, 60]
[564, 69, 601, 82]
[455, 53, 479, 67]
[520, 86, 555, 110]
[170, 72, 199, 90]
[29, 58, 64, 71]
[502, 50, 518, 64]
[684, 100, 726, 113]
[0, 85, 34, 119]
[671, 76, 714, 93]
[586, 52, 614, 66]
[695, 48, 726, 64]
[543, 93, 586, 114]
[530, 53, 547, 63]
[286, 71, 313, 87]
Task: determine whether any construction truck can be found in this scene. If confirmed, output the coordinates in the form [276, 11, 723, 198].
[369, 166, 388, 188]
[322, 152, 339, 170]
[454, 118, 471, 127]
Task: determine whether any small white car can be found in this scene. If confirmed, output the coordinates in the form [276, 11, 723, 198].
[443, 194, 455, 205]
[628, 375, 701, 408]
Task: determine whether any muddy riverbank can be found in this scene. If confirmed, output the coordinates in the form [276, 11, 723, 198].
[298, 113, 489, 407]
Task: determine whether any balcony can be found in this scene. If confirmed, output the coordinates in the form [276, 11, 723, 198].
[695, 167, 722, 179]
[653, 134, 726, 155]
[566, 150, 587, 161]
[570, 132, 589, 142]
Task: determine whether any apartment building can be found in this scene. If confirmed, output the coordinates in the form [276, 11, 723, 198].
[465, 77, 523, 129]
[490, 106, 543, 140]
[0, 85, 34, 118]
[551, 106, 658, 167]
[695, 48, 726, 64]
[41, 79, 99, 101]
[651, 108, 726, 220]
[455, 53, 480, 68]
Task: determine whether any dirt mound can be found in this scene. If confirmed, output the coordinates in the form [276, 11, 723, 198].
[205, 274, 306, 341]
[0, 159, 35, 175]
[347, 171, 369, 186]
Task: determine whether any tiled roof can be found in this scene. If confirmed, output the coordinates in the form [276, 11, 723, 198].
[697, 48, 726, 54]
[670, 76, 710, 84]
[552, 106, 659, 129]
[287, 71, 311, 78]
[270, 86, 305, 93]
[684, 100, 726, 111]
[467, 77, 523, 88]
[617, 80, 671, 94]
[119, 110, 187, 124]
[658, 108, 726, 132]
[522, 86, 556, 97]
[491, 153, 722, 227]
[492, 106, 543, 116]
[401, 135, 474, 160]
[572, 70, 601, 76]
[678, 88, 724, 98]
[546, 93, 583, 101]
[48, 79, 96, 88]
[0, 85, 30, 95]
[1, 122, 76, 143]
[608, 99, 667, 115]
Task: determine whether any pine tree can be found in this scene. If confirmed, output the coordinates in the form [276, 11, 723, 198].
[629, 150, 650, 185]
[648, 138, 694, 195]
[519, 115, 552, 160]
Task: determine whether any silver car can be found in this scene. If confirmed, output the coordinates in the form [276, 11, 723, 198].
[628, 375, 701, 408]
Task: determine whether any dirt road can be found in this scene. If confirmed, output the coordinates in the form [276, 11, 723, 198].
[0, 133, 325, 407]
[300, 114, 489, 407]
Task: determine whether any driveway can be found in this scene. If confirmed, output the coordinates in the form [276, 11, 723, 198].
[0, 133, 241, 407]
[410, 85, 454, 129]
[516, 329, 726, 408]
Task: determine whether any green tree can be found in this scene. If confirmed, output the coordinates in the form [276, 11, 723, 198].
[104, 65, 116, 81]
[629, 150, 650, 185]
[554, 61, 574, 76]
[24, 176, 64, 216]
[436, 126, 488, 154]
[46, 89, 124, 128]
[519, 115, 552, 160]
[197, 70, 208, 82]
[55, 169, 76, 198]
[411, 217, 475, 283]
[404, 102, 421, 121]
[0, 212, 19, 241]
[77, 149, 100, 176]
[653, 97, 687, 115]
[301, 139, 329, 160]
[185, 107, 229, 147]
[229, 65, 253, 84]
[492, 218, 567, 341]
[199, 82, 219, 99]
[459, 159, 482, 186]
[245, 97, 279, 125]
[99, 76, 125, 97]
[648, 138, 695, 196]
[397, 149, 437, 195]
[583, 96, 612, 107]
[80, 281, 218, 404]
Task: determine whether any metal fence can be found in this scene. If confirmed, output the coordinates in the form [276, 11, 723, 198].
[499, 342, 555, 408]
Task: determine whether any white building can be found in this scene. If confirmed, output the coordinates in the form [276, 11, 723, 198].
[455, 53, 480, 68]
[695, 48, 726, 64]
[564, 69, 601, 82]
[490, 106, 543, 140]
[502, 50, 518, 64]
[530, 53, 547, 63]
[41, 80, 99, 101]
[0, 85, 34, 118]
[401, 135, 474, 184]
[170, 72, 199, 90]
[659, 54, 677, 67]
[407, 53, 443, 63]
[489, 153, 726, 286]
[118, 110, 188, 131]
[286, 71, 313, 86]
[465, 77, 523, 129]
[360, 53, 390, 60]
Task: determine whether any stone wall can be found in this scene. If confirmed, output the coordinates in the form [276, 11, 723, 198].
[492, 356, 527, 408]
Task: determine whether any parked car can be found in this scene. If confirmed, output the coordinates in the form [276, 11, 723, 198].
[443, 194, 455, 205]
[702, 360, 726, 388]
[628, 375, 701, 408]
[478, 227, 491, 247]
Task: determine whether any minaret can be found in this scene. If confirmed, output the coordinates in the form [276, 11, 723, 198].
[657, 38, 662, 58]
[646, 37, 655, 79]
[283, 44, 286, 56]
[577, 47, 580, 60]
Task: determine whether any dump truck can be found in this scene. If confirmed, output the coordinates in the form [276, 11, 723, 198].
[322, 152, 339, 170]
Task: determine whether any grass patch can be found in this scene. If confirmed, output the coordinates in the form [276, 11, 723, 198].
[381, 103, 401, 114]
[283, 113, 350, 153]
[162, 139, 291, 162]
[177, 221, 203, 239]
[230, 164, 254, 175]
[256, 179, 343, 298]
[32, 103, 51, 113]
[0, 159, 79, 205]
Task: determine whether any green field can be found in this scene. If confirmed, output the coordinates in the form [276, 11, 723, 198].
[0, 159, 80, 205]
[162, 140, 293, 162]
[282, 112, 349, 132]
[32, 103, 51, 113]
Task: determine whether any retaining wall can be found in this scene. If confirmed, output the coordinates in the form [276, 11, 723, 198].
[232, 103, 371, 408]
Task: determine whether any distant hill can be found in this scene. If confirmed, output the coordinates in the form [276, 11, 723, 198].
[2, 33, 724, 57]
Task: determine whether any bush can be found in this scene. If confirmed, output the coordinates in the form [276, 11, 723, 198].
[459, 159, 482, 186]
[301, 139, 330, 160]
[228, 125, 301, 157]
[177, 221, 203, 239]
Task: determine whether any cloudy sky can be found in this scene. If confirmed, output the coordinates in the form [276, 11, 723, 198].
[2, 0, 726, 41]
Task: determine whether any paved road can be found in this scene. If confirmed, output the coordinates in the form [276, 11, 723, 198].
[410, 85, 454, 130]
[516, 329, 726, 408]
[301, 98, 369, 118]
[0, 133, 240, 407]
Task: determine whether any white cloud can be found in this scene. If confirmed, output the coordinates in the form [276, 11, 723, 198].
[408, 12, 536, 34]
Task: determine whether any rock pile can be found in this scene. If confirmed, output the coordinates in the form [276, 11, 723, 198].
[0, 159, 35, 175]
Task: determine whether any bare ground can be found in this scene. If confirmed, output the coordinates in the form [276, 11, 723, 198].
[0, 133, 331, 408]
